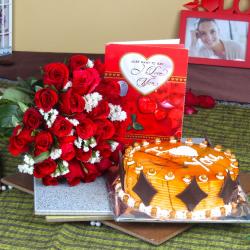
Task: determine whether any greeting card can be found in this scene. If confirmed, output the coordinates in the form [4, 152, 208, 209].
[105, 40, 189, 143]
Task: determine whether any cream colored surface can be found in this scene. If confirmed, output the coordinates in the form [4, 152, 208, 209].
[13, 0, 250, 53]
[13, 0, 188, 53]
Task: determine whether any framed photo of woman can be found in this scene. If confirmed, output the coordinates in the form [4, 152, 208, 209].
[179, 10, 250, 68]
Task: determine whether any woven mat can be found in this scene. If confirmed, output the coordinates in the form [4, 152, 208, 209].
[0, 100, 250, 248]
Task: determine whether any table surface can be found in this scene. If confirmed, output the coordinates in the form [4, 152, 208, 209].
[0, 98, 250, 249]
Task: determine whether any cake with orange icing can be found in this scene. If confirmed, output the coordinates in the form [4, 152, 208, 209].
[115, 138, 244, 220]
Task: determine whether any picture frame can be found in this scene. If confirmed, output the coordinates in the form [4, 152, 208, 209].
[179, 10, 250, 68]
[0, 0, 12, 56]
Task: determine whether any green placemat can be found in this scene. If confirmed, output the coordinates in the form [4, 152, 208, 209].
[0, 92, 250, 249]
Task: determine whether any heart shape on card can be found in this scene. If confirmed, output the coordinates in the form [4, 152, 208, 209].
[119, 53, 174, 95]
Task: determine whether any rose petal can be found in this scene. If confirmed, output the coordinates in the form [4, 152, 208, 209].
[198, 95, 216, 109]
[184, 106, 198, 115]
[185, 89, 199, 106]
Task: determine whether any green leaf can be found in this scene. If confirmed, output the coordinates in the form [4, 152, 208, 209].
[0, 127, 13, 137]
[0, 104, 20, 128]
[2, 88, 32, 104]
[16, 77, 28, 87]
[133, 122, 144, 130]
[34, 85, 43, 92]
[18, 102, 29, 113]
[131, 114, 136, 123]
[27, 77, 38, 86]
[11, 116, 20, 127]
[14, 86, 34, 95]
[0, 98, 14, 105]
[127, 125, 132, 131]
[34, 151, 50, 164]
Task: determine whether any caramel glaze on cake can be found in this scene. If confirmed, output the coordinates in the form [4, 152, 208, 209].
[115, 138, 241, 220]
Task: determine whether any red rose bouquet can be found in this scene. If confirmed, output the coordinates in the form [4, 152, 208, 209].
[0, 55, 127, 186]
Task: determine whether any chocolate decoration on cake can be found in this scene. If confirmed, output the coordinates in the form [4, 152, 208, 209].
[132, 171, 157, 206]
[119, 151, 125, 190]
[219, 172, 238, 204]
[176, 177, 208, 211]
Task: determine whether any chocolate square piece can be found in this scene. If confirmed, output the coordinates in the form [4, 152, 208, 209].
[176, 178, 208, 211]
[132, 172, 157, 206]
[219, 172, 238, 204]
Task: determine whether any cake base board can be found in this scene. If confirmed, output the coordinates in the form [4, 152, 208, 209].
[102, 220, 191, 245]
[33, 177, 112, 216]
[46, 215, 113, 222]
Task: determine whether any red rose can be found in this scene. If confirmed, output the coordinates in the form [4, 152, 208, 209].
[68, 55, 88, 72]
[94, 58, 105, 76]
[96, 119, 115, 140]
[96, 142, 111, 158]
[43, 63, 69, 90]
[59, 89, 85, 115]
[96, 158, 112, 173]
[51, 116, 73, 137]
[96, 80, 120, 100]
[138, 96, 157, 114]
[89, 100, 110, 119]
[58, 135, 76, 144]
[72, 113, 87, 123]
[185, 89, 199, 106]
[151, 84, 171, 102]
[83, 163, 101, 183]
[42, 176, 58, 186]
[60, 142, 76, 161]
[76, 118, 96, 140]
[65, 160, 85, 186]
[112, 122, 126, 142]
[123, 99, 137, 117]
[34, 131, 53, 156]
[198, 95, 216, 108]
[23, 108, 43, 130]
[72, 68, 100, 95]
[154, 109, 167, 121]
[76, 148, 92, 162]
[33, 159, 57, 178]
[34, 88, 58, 112]
[8, 126, 33, 156]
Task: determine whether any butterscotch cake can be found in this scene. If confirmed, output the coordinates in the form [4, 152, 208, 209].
[115, 138, 245, 220]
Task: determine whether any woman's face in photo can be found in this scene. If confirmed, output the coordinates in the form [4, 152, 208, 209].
[198, 21, 220, 48]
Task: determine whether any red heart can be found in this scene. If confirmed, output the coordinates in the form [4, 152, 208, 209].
[201, 0, 219, 12]
[137, 96, 157, 114]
